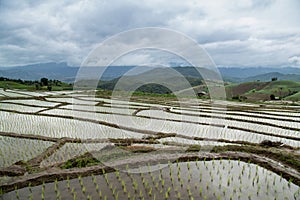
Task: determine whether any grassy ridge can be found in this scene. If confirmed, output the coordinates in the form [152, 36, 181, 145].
[226, 80, 300, 101]
[2, 76, 300, 101]
[0, 80, 72, 91]
[285, 91, 300, 101]
[0, 81, 35, 90]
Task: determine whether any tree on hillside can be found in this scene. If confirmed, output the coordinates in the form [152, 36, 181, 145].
[35, 83, 40, 90]
[270, 94, 276, 100]
[271, 77, 277, 81]
[40, 78, 48, 86]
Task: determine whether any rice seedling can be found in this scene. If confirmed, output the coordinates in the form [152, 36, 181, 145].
[14, 186, 19, 200]
[1, 91, 300, 199]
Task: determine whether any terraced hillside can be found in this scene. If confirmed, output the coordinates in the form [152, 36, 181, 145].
[226, 80, 300, 101]
[0, 88, 299, 199]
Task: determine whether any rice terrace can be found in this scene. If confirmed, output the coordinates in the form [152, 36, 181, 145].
[1, 1, 300, 199]
[0, 85, 299, 199]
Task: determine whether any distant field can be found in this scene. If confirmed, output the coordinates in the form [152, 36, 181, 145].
[285, 92, 300, 101]
[226, 80, 300, 101]
[0, 80, 73, 91]
[0, 89, 299, 199]
[0, 81, 35, 90]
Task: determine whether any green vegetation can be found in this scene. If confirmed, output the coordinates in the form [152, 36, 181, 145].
[0, 80, 35, 90]
[212, 145, 300, 173]
[135, 83, 173, 94]
[61, 154, 100, 169]
[95, 89, 176, 98]
[96, 78, 300, 102]
[97, 78, 202, 95]
[131, 91, 176, 97]
[226, 80, 300, 101]
[186, 145, 201, 152]
[0, 77, 73, 91]
[94, 67, 205, 95]
[285, 91, 300, 101]
[0, 82, 300, 199]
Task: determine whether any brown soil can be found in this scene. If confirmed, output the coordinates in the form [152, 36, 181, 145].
[226, 82, 270, 98]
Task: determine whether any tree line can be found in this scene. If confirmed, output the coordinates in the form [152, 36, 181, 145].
[0, 77, 68, 91]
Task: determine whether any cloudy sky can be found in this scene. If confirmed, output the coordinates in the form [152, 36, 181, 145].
[0, 0, 299, 67]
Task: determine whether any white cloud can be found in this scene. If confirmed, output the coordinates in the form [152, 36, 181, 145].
[288, 56, 300, 66]
[113, 52, 153, 66]
[0, 0, 299, 67]
[112, 49, 189, 67]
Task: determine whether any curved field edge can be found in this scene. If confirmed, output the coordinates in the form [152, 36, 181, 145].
[0, 129, 298, 174]
[2, 94, 300, 143]
[1, 90, 300, 196]
[0, 150, 299, 194]
[2, 107, 299, 145]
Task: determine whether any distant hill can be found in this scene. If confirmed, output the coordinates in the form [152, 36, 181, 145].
[219, 66, 300, 78]
[285, 91, 300, 101]
[219, 67, 300, 83]
[0, 62, 78, 82]
[242, 72, 300, 82]
[96, 67, 219, 93]
[2, 62, 300, 87]
[226, 80, 300, 101]
[0, 62, 152, 82]
[0, 77, 72, 91]
[2, 64, 300, 101]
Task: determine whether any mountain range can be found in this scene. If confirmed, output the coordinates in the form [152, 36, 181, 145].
[0, 63, 150, 82]
[1, 62, 300, 83]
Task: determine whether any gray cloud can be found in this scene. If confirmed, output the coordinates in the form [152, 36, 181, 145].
[0, 0, 299, 67]
[289, 56, 300, 65]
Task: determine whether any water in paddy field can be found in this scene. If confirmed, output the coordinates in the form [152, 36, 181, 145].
[0, 90, 300, 199]
[2, 160, 299, 199]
